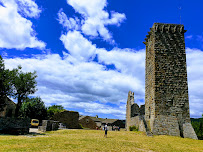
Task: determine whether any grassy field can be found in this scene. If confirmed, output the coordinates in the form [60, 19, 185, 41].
[0, 129, 203, 152]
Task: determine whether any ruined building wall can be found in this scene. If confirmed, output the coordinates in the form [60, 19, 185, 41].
[126, 91, 146, 131]
[126, 91, 134, 131]
[144, 23, 197, 139]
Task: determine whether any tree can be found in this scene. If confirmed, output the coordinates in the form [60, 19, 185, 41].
[0, 56, 13, 112]
[12, 66, 37, 117]
[47, 105, 65, 119]
[19, 97, 47, 121]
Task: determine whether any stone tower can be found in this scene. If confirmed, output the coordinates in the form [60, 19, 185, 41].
[126, 91, 134, 131]
[143, 23, 197, 139]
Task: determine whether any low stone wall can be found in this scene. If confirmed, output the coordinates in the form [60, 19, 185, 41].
[38, 120, 59, 132]
[127, 115, 146, 133]
[0, 118, 30, 135]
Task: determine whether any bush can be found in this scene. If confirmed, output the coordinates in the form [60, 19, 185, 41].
[191, 118, 203, 140]
[129, 125, 138, 131]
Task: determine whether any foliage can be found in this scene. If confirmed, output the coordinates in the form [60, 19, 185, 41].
[11, 66, 37, 117]
[0, 130, 203, 151]
[19, 97, 47, 121]
[0, 56, 13, 111]
[129, 125, 139, 131]
[0, 56, 37, 117]
[191, 118, 203, 140]
[0, 56, 38, 117]
[47, 105, 65, 119]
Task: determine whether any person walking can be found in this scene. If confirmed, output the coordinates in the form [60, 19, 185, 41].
[104, 124, 108, 138]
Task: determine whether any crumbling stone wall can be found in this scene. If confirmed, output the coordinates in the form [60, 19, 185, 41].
[52, 111, 81, 129]
[126, 91, 134, 131]
[131, 103, 139, 117]
[79, 116, 97, 129]
[126, 91, 145, 131]
[0, 96, 15, 118]
[143, 23, 197, 139]
[38, 120, 59, 132]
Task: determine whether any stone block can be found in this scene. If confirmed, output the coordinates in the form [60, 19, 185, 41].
[183, 123, 198, 140]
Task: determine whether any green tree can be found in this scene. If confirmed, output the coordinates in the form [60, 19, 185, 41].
[12, 66, 37, 117]
[0, 56, 13, 112]
[47, 105, 65, 119]
[19, 97, 47, 121]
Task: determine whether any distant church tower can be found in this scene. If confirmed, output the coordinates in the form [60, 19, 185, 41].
[144, 23, 197, 139]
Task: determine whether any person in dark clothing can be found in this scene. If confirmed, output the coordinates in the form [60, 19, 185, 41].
[104, 124, 108, 137]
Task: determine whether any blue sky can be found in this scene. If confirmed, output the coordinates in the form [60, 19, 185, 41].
[0, 0, 202, 119]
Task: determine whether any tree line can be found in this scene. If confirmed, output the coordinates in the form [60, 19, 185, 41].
[0, 55, 65, 121]
[191, 116, 203, 140]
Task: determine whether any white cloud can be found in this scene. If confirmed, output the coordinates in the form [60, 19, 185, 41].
[185, 35, 193, 39]
[1, 51, 8, 57]
[4, 47, 145, 118]
[0, 0, 45, 49]
[16, 0, 41, 18]
[97, 48, 145, 81]
[57, 9, 81, 31]
[186, 48, 203, 118]
[3, 47, 203, 118]
[60, 31, 97, 61]
[64, 0, 126, 41]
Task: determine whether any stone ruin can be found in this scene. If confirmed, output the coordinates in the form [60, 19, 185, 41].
[38, 120, 59, 132]
[126, 23, 198, 139]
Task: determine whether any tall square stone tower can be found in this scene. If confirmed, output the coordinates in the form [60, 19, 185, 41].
[144, 23, 197, 139]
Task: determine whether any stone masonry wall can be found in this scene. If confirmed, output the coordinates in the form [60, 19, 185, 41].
[126, 91, 134, 131]
[144, 23, 197, 139]
[52, 111, 81, 129]
[126, 91, 146, 132]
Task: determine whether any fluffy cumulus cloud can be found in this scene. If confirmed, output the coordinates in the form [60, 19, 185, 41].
[57, 9, 81, 31]
[4, 45, 203, 119]
[0, 0, 45, 49]
[58, 0, 126, 41]
[60, 31, 97, 61]
[186, 48, 203, 118]
[4, 49, 145, 119]
[16, 0, 41, 18]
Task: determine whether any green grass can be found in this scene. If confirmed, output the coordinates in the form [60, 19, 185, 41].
[0, 129, 203, 152]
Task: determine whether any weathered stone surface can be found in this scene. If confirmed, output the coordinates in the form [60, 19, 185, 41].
[153, 115, 180, 137]
[38, 120, 59, 132]
[131, 103, 139, 117]
[126, 91, 134, 131]
[0, 96, 16, 118]
[143, 23, 196, 139]
[126, 23, 197, 140]
[126, 91, 146, 131]
[183, 123, 198, 139]
[38, 126, 46, 132]
[79, 116, 97, 129]
[52, 111, 81, 129]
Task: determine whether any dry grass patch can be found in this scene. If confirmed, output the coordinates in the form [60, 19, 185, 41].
[0, 129, 203, 152]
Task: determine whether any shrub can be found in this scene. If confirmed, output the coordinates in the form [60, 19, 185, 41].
[129, 125, 138, 131]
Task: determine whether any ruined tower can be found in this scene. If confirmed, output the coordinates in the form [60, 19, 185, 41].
[126, 91, 134, 131]
[143, 23, 197, 139]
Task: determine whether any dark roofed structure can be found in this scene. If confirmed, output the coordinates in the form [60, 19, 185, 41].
[0, 96, 16, 118]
